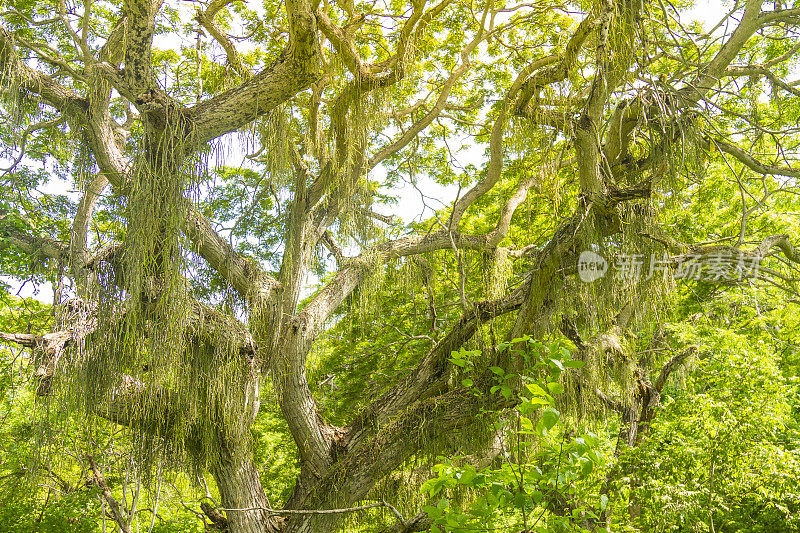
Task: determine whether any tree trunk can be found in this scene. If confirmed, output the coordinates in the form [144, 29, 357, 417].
[211, 440, 281, 533]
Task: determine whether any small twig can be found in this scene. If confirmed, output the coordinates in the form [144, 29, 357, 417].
[381, 500, 407, 528]
[218, 500, 406, 522]
[0, 117, 66, 177]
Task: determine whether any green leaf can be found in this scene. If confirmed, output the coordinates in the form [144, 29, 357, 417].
[588, 450, 602, 464]
[541, 407, 559, 430]
[581, 458, 594, 477]
[526, 383, 548, 397]
[461, 378, 473, 387]
[518, 400, 542, 414]
[513, 491, 532, 509]
[547, 382, 564, 395]
[423, 505, 444, 520]
[582, 432, 599, 447]
[458, 469, 475, 486]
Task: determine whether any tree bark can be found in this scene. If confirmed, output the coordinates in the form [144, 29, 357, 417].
[211, 439, 282, 533]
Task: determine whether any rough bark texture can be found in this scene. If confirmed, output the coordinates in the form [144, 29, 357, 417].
[211, 441, 282, 533]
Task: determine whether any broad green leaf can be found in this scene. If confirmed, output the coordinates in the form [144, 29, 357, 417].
[526, 383, 548, 397]
[541, 407, 559, 431]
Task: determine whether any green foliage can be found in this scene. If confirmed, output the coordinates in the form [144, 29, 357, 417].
[0, 490, 100, 533]
[422, 338, 604, 533]
[252, 397, 300, 505]
[611, 324, 800, 533]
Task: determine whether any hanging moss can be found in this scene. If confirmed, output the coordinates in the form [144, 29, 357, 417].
[261, 103, 292, 187]
[355, 251, 388, 333]
[58, 298, 258, 478]
[608, 0, 638, 78]
[0, 59, 22, 133]
[328, 84, 390, 239]
[24, 104, 261, 477]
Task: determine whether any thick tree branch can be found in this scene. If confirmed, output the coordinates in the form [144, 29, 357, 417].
[287, 384, 512, 531]
[0, 332, 41, 348]
[188, 0, 321, 145]
[449, 49, 575, 230]
[654, 346, 697, 392]
[513, 15, 596, 114]
[604, 98, 642, 172]
[123, 0, 160, 95]
[315, 9, 370, 78]
[757, 6, 800, 24]
[184, 200, 280, 298]
[678, 0, 766, 108]
[0, 223, 68, 262]
[345, 290, 526, 455]
[196, 0, 251, 79]
[705, 137, 800, 178]
[0, 27, 89, 121]
[724, 64, 800, 97]
[71, 174, 110, 292]
[87, 456, 133, 533]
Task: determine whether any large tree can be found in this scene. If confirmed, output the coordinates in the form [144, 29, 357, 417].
[1, 0, 800, 531]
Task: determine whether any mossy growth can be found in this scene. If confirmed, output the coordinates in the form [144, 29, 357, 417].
[44, 110, 261, 478]
[484, 247, 512, 300]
